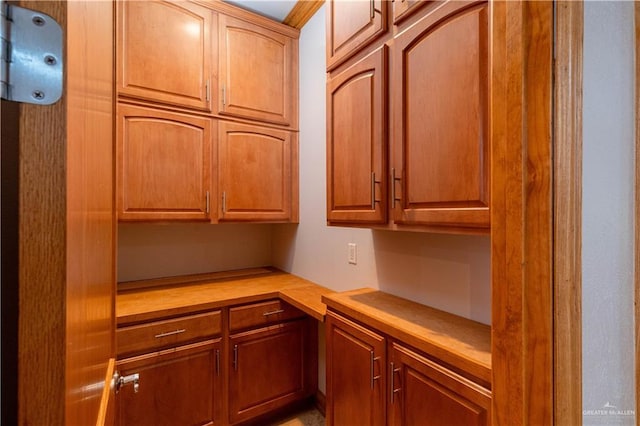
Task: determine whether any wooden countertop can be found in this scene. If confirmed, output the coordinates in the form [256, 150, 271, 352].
[322, 288, 492, 385]
[117, 268, 333, 326]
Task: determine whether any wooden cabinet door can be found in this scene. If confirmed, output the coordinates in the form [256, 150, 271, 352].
[218, 121, 294, 222]
[392, 0, 433, 24]
[389, 342, 491, 426]
[117, 104, 212, 221]
[116, 340, 222, 426]
[117, 0, 213, 111]
[326, 0, 387, 70]
[391, 2, 490, 229]
[218, 14, 296, 126]
[228, 320, 308, 424]
[327, 46, 387, 225]
[326, 312, 386, 426]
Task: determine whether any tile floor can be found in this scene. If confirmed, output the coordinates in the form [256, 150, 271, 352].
[268, 407, 325, 426]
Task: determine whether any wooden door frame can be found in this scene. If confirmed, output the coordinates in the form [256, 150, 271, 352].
[553, 2, 583, 424]
[8, 1, 116, 424]
[491, 1, 583, 424]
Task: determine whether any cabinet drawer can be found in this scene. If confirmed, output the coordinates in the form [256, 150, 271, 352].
[229, 299, 305, 332]
[117, 311, 221, 357]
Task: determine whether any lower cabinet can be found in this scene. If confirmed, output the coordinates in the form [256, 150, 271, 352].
[116, 340, 222, 426]
[326, 311, 385, 426]
[229, 319, 311, 424]
[388, 343, 491, 426]
[326, 310, 491, 426]
[116, 302, 315, 426]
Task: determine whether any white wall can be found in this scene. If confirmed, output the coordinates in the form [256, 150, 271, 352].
[118, 223, 272, 282]
[582, 2, 636, 424]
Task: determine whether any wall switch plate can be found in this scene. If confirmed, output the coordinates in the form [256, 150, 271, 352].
[348, 243, 357, 265]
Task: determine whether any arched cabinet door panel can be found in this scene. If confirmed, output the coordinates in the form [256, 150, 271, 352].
[326, 0, 388, 71]
[117, 0, 213, 111]
[218, 14, 297, 127]
[391, 2, 490, 229]
[217, 121, 296, 222]
[327, 46, 387, 225]
[117, 104, 212, 221]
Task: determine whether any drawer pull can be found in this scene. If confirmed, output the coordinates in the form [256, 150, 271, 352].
[263, 309, 285, 316]
[154, 329, 186, 339]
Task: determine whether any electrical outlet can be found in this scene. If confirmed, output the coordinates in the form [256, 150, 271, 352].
[348, 243, 357, 265]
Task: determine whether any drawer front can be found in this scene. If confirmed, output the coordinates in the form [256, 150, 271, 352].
[229, 299, 305, 332]
[117, 310, 221, 357]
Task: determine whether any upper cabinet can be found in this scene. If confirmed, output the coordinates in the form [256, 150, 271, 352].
[115, 0, 300, 223]
[117, 0, 214, 111]
[218, 121, 298, 223]
[391, 2, 489, 228]
[326, 0, 490, 233]
[218, 15, 298, 127]
[326, 0, 387, 71]
[117, 104, 212, 221]
[326, 46, 387, 224]
[392, 0, 433, 24]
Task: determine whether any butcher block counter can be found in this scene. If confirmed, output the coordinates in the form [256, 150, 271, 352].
[323, 288, 492, 386]
[117, 267, 332, 325]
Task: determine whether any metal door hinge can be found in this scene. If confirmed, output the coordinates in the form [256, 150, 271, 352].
[1, 2, 63, 105]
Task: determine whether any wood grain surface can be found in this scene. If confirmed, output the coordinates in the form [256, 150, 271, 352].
[66, 1, 116, 424]
[117, 269, 332, 325]
[16, 1, 115, 424]
[490, 1, 554, 424]
[322, 288, 491, 385]
[283, 0, 325, 29]
[554, 2, 584, 424]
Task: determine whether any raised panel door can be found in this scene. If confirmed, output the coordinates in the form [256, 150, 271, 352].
[327, 0, 387, 70]
[391, 2, 490, 228]
[218, 121, 294, 222]
[219, 14, 296, 126]
[117, 104, 212, 221]
[117, 0, 213, 111]
[325, 312, 385, 426]
[389, 342, 491, 426]
[327, 46, 387, 225]
[116, 340, 222, 426]
[228, 320, 309, 424]
[392, 0, 434, 24]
